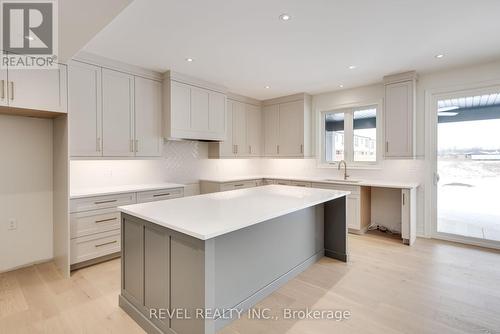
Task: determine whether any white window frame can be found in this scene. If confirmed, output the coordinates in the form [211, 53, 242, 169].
[318, 102, 382, 169]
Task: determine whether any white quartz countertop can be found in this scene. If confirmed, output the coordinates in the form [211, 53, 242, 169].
[119, 185, 349, 240]
[200, 175, 419, 189]
[70, 182, 185, 199]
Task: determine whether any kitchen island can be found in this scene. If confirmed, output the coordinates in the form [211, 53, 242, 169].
[118, 185, 349, 334]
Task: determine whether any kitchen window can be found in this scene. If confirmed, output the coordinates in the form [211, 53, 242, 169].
[321, 104, 379, 166]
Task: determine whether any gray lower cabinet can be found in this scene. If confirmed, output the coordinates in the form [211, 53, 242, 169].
[199, 179, 262, 194]
[70, 187, 183, 269]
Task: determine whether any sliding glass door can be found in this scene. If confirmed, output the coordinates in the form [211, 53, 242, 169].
[434, 91, 500, 247]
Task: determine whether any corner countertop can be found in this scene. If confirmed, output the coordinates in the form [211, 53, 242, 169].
[70, 182, 185, 199]
[200, 175, 419, 189]
[118, 185, 349, 240]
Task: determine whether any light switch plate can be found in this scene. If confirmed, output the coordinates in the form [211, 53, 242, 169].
[8, 219, 17, 230]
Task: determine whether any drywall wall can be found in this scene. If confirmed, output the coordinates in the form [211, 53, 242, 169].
[0, 115, 53, 272]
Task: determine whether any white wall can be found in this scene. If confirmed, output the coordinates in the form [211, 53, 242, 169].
[0, 115, 53, 272]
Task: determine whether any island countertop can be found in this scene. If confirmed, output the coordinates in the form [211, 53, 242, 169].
[118, 185, 349, 240]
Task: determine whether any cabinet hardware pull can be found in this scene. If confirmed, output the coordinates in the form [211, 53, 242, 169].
[96, 138, 101, 152]
[95, 240, 117, 248]
[234, 184, 244, 187]
[386, 142, 389, 153]
[300, 144, 303, 154]
[233, 145, 235, 154]
[0, 80, 4, 99]
[130, 139, 134, 152]
[135, 139, 138, 153]
[95, 218, 118, 224]
[249, 145, 252, 154]
[402, 193, 406, 206]
[153, 193, 171, 197]
[9, 81, 14, 100]
[94, 199, 117, 205]
[277, 145, 280, 154]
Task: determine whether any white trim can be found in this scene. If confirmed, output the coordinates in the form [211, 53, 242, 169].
[425, 80, 500, 245]
[316, 100, 382, 169]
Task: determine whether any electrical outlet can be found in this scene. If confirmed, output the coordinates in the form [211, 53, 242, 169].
[8, 219, 17, 231]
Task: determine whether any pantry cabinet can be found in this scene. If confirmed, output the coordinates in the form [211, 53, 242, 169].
[68, 60, 162, 158]
[208, 98, 262, 158]
[163, 71, 227, 141]
[384, 71, 417, 158]
[262, 93, 312, 158]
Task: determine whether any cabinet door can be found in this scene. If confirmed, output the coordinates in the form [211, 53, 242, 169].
[278, 100, 304, 157]
[68, 61, 102, 156]
[6, 66, 67, 113]
[218, 100, 235, 157]
[190, 87, 209, 132]
[0, 68, 7, 106]
[232, 101, 247, 156]
[209, 91, 226, 137]
[102, 69, 135, 157]
[170, 81, 191, 133]
[246, 104, 261, 156]
[385, 81, 414, 158]
[134, 77, 162, 157]
[263, 104, 279, 156]
[346, 195, 361, 230]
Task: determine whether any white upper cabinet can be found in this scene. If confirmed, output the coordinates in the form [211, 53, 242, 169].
[163, 71, 227, 141]
[208, 98, 261, 158]
[263, 94, 312, 158]
[102, 69, 135, 157]
[263, 104, 279, 156]
[68, 61, 102, 157]
[134, 77, 162, 157]
[232, 101, 247, 156]
[384, 71, 416, 158]
[68, 60, 163, 158]
[3, 66, 67, 113]
[0, 68, 7, 107]
[246, 104, 262, 157]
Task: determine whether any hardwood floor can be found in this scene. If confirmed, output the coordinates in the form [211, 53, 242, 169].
[1, 233, 500, 333]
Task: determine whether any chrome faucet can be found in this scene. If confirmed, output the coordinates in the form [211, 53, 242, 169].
[338, 160, 349, 180]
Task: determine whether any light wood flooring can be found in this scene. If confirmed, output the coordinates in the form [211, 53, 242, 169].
[1, 233, 500, 334]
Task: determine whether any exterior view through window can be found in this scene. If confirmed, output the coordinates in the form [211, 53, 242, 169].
[437, 93, 500, 242]
[324, 106, 377, 164]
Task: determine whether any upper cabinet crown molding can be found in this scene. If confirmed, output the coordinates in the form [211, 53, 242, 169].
[383, 71, 418, 85]
[165, 71, 227, 94]
[73, 51, 162, 82]
[262, 92, 310, 106]
[163, 72, 227, 141]
[226, 92, 261, 107]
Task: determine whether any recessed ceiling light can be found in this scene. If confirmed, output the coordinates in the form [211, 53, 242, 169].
[435, 54, 445, 59]
[339, 84, 344, 88]
[279, 13, 291, 21]
[185, 58, 194, 62]
[348, 65, 357, 70]
[265, 85, 271, 89]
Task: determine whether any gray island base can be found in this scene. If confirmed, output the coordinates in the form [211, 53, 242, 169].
[118, 185, 348, 334]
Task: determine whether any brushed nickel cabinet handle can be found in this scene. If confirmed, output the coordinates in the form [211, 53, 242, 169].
[0, 80, 5, 99]
[94, 199, 117, 205]
[234, 184, 245, 187]
[277, 145, 280, 154]
[96, 138, 101, 152]
[95, 240, 117, 248]
[153, 193, 171, 197]
[9, 81, 14, 100]
[386, 141, 389, 153]
[135, 139, 138, 153]
[402, 193, 406, 206]
[95, 217, 118, 224]
[249, 145, 252, 154]
[235, 145, 238, 154]
[300, 144, 303, 154]
[130, 139, 134, 152]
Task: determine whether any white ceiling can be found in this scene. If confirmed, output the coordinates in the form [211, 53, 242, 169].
[83, 0, 500, 100]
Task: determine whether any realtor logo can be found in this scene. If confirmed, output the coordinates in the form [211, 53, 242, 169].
[1, 0, 58, 69]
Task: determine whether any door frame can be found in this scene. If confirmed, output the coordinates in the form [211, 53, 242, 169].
[426, 82, 500, 250]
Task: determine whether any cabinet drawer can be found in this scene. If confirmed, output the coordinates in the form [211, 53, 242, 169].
[70, 192, 136, 213]
[220, 180, 258, 191]
[70, 208, 120, 239]
[290, 181, 311, 187]
[70, 230, 121, 265]
[311, 182, 360, 195]
[274, 179, 292, 186]
[136, 187, 184, 203]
